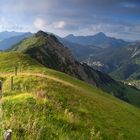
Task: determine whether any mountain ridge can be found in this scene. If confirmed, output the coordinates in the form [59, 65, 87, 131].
[0, 31, 28, 41]
[64, 32, 129, 48]
[0, 32, 32, 50]
[9, 30, 140, 107]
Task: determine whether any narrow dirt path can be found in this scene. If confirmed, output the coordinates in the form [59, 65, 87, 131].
[0, 72, 96, 96]
[21, 72, 78, 88]
[0, 72, 79, 90]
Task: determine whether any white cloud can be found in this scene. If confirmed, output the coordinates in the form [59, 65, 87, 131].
[0, 17, 10, 29]
[121, 2, 137, 8]
[131, 25, 140, 33]
[33, 18, 47, 30]
[53, 21, 66, 29]
[0, 17, 27, 31]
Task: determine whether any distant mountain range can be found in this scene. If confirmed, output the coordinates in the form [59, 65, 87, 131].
[0, 32, 32, 50]
[61, 32, 140, 81]
[64, 32, 129, 48]
[0, 31, 129, 51]
[110, 42, 140, 80]
[8, 30, 140, 105]
[1, 30, 140, 81]
[0, 31, 27, 41]
[74, 41, 140, 81]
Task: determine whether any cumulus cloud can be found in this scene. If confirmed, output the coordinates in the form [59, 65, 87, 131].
[33, 18, 47, 30]
[0, 17, 29, 31]
[0, 0, 140, 40]
[53, 21, 66, 29]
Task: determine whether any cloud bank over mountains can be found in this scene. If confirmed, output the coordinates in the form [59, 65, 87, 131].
[0, 0, 140, 40]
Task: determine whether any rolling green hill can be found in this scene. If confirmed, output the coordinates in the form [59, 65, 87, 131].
[0, 52, 140, 139]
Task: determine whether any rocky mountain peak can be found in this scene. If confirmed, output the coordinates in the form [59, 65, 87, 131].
[94, 32, 106, 38]
[35, 30, 48, 37]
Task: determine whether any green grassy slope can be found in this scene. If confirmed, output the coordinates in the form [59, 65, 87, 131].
[0, 52, 43, 72]
[0, 52, 140, 140]
[1, 52, 140, 107]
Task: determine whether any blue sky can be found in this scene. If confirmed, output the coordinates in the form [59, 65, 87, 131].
[0, 0, 140, 40]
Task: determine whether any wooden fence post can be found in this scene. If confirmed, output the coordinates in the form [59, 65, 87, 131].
[15, 66, 18, 76]
[11, 76, 14, 91]
[0, 80, 2, 99]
